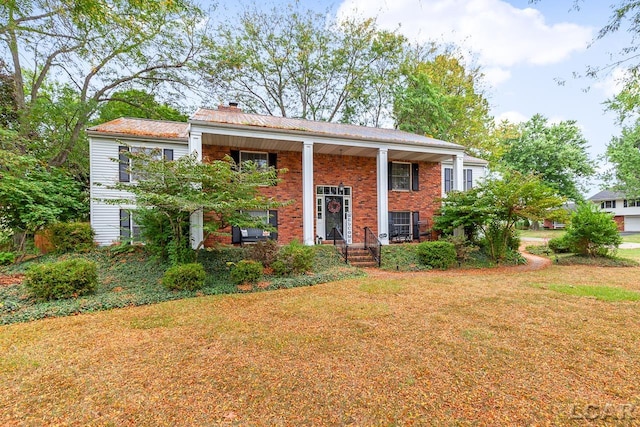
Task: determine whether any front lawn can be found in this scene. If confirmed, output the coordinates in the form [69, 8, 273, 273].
[1, 264, 639, 424]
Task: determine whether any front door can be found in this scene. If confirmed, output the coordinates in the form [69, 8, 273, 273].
[325, 196, 344, 240]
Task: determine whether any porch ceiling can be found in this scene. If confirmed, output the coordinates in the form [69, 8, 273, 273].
[202, 133, 454, 163]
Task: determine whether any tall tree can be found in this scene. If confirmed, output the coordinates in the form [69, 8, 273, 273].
[96, 89, 188, 124]
[204, 3, 409, 125]
[394, 53, 494, 155]
[499, 114, 595, 201]
[603, 124, 640, 197]
[0, 0, 206, 171]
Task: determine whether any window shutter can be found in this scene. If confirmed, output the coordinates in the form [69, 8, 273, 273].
[467, 169, 473, 190]
[120, 209, 131, 239]
[411, 163, 419, 191]
[613, 200, 617, 208]
[119, 146, 130, 182]
[231, 226, 241, 244]
[388, 162, 393, 190]
[624, 200, 628, 208]
[444, 168, 452, 193]
[268, 153, 278, 186]
[412, 211, 420, 241]
[269, 210, 278, 241]
[230, 150, 240, 166]
[163, 149, 174, 161]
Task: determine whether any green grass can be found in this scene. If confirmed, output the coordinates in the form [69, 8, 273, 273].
[618, 247, 640, 261]
[543, 283, 640, 302]
[622, 233, 640, 244]
[518, 229, 566, 239]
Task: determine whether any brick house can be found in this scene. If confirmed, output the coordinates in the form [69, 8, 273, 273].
[89, 104, 487, 247]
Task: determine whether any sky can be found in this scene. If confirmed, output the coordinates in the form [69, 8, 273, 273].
[216, 0, 634, 197]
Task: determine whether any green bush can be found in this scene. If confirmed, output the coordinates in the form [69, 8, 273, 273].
[416, 241, 457, 269]
[548, 235, 572, 253]
[271, 259, 289, 277]
[162, 263, 206, 291]
[25, 258, 98, 300]
[48, 222, 95, 253]
[275, 240, 314, 275]
[564, 203, 622, 257]
[247, 239, 279, 267]
[0, 251, 15, 265]
[445, 235, 479, 263]
[230, 260, 263, 285]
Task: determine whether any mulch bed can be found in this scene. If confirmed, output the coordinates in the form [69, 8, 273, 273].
[0, 274, 24, 287]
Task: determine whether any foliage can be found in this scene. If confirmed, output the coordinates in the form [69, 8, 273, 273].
[563, 203, 622, 257]
[499, 114, 595, 201]
[25, 258, 98, 300]
[96, 89, 188, 124]
[162, 263, 206, 291]
[247, 239, 279, 267]
[548, 235, 573, 254]
[445, 235, 480, 263]
[555, 254, 639, 267]
[0, 150, 87, 251]
[230, 260, 263, 286]
[603, 124, 640, 198]
[0, 251, 14, 265]
[48, 222, 95, 254]
[394, 53, 494, 156]
[205, 3, 409, 126]
[0, 0, 206, 174]
[108, 149, 287, 261]
[435, 171, 565, 261]
[415, 241, 457, 270]
[274, 240, 314, 276]
[380, 244, 430, 271]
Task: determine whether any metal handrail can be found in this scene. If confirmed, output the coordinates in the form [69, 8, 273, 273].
[332, 227, 348, 264]
[364, 226, 381, 267]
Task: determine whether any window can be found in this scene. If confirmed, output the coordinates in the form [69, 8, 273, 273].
[240, 151, 268, 170]
[390, 163, 410, 190]
[444, 168, 453, 193]
[389, 211, 411, 238]
[118, 146, 173, 182]
[120, 209, 141, 242]
[624, 199, 639, 207]
[601, 200, 616, 209]
[463, 169, 473, 191]
[445, 168, 473, 193]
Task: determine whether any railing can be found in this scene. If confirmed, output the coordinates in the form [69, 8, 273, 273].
[332, 227, 348, 264]
[364, 226, 381, 267]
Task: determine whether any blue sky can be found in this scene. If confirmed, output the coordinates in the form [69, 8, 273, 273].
[215, 0, 633, 196]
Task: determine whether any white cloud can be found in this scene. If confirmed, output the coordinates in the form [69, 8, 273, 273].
[495, 111, 527, 124]
[482, 67, 512, 86]
[337, 0, 593, 82]
[593, 67, 628, 98]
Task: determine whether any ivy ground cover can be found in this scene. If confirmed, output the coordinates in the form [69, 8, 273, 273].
[1, 264, 639, 425]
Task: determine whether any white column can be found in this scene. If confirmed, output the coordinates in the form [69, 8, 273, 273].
[189, 130, 203, 249]
[302, 140, 315, 245]
[377, 148, 389, 245]
[453, 153, 464, 192]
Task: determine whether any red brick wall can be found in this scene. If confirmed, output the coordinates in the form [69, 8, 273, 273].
[201, 144, 441, 246]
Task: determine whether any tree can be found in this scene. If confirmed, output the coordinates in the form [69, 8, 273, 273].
[0, 0, 206, 172]
[203, 3, 409, 126]
[96, 89, 188, 124]
[394, 53, 495, 156]
[434, 171, 565, 261]
[564, 202, 622, 257]
[499, 114, 595, 201]
[603, 124, 640, 198]
[0, 150, 87, 252]
[108, 149, 288, 263]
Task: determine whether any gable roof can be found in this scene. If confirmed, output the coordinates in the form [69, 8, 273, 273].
[589, 189, 624, 201]
[87, 117, 189, 141]
[190, 108, 464, 150]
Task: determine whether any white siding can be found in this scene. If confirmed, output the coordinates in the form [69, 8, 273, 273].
[440, 161, 487, 196]
[90, 136, 189, 246]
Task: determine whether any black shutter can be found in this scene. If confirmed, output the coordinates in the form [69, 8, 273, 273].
[412, 211, 420, 241]
[119, 146, 130, 182]
[411, 163, 419, 191]
[230, 150, 240, 166]
[613, 200, 617, 209]
[624, 200, 628, 208]
[120, 209, 131, 239]
[466, 169, 473, 190]
[388, 162, 393, 190]
[163, 149, 174, 161]
[268, 152, 278, 186]
[231, 226, 241, 244]
[444, 168, 452, 193]
[269, 210, 278, 241]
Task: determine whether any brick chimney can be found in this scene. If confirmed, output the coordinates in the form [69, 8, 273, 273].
[218, 102, 241, 112]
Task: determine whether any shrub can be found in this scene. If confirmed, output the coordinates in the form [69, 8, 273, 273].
[48, 222, 95, 253]
[416, 241, 457, 269]
[247, 239, 279, 267]
[445, 235, 479, 263]
[162, 263, 206, 291]
[564, 203, 622, 257]
[271, 259, 289, 277]
[548, 235, 572, 253]
[25, 258, 98, 300]
[0, 251, 15, 265]
[276, 240, 314, 275]
[230, 260, 263, 285]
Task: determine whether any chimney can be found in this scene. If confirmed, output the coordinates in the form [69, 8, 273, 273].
[218, 102, 241, 112]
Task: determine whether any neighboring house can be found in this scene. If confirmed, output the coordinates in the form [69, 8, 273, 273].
[543, 201, 576, 229]
[89, 104, 487, 247]
[589, 189, 640, 232]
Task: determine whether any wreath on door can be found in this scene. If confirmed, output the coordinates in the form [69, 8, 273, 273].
[327, 199, 341, 213]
